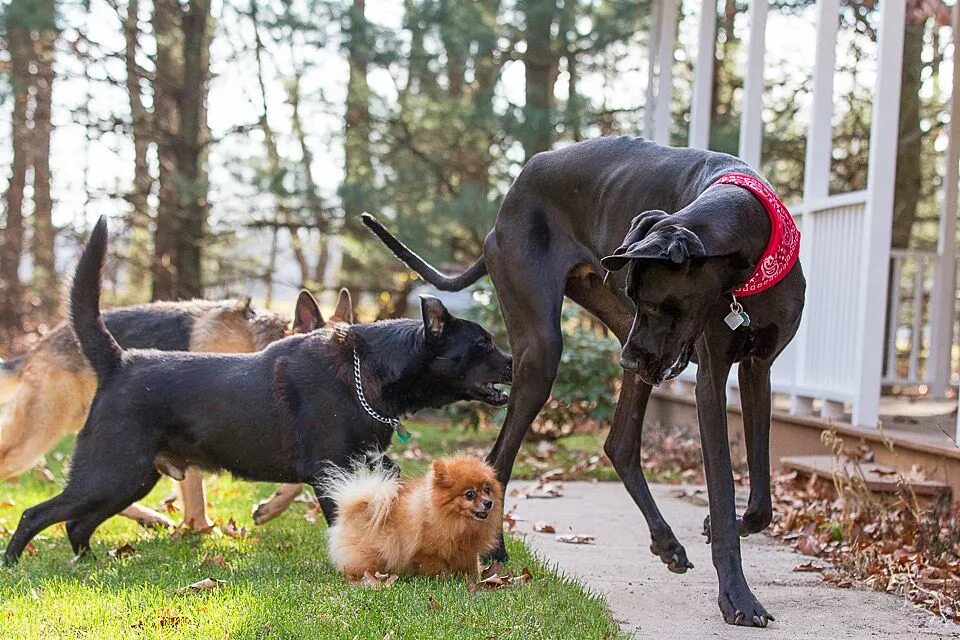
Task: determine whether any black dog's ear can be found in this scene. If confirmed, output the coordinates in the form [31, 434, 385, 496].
[332, 288, 354, 324]
[601, 223, 706, 271]
[600, 210, 670, 272]
[420, 295, 452, 339]
[293, 290, 323, 333]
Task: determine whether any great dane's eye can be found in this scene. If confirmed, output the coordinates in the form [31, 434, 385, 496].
[465, 490, 476, 500]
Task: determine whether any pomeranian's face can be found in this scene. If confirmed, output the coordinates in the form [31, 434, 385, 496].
[430, 457, 503, 522]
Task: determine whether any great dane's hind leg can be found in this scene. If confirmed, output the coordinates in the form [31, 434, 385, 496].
[697, 336, 772, 627]
[483, 231, 570, 562]
[604, 375, 692, 573]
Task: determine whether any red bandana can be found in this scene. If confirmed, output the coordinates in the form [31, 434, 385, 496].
[709, 173, 800, 297]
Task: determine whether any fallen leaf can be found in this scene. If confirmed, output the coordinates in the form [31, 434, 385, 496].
[176, 577, 226, 594]
[201, 552, 226, 568]
[427, 596, 442, 611]
[348, 571, 398, 588]
[556, 534, 595, 544]
[107, 543, 137, 559]
[793, 561, 825, 573]
[796, 533, 822, 557]
[533, 521, 556, 534]
[154, 609, 187, 628]
[480, 561, 503, 580]
[222, 518, 247, 539]
[0, 498, 15, 508]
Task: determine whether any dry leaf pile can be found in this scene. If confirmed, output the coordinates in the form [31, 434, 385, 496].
[770, 469, 960, 622]
[466, 562, 533, 592]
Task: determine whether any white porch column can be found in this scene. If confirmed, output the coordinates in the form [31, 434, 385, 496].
[738, 0, 769, 168]
[689, 0, 716, 149]
[790, 0, 839, 416]
[852, 0, 906, 427]
[928, 3, 960, 401]
[649, 0, 677, 144]
[644, 0, 662, 139]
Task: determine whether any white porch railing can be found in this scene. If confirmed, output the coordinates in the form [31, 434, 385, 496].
[883, 251, 960, 389]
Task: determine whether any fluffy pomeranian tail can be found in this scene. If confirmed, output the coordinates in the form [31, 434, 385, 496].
[323, 464, 400, 530]
[70, 216, 123, 381]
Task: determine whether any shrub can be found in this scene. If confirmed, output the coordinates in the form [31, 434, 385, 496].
[442, 288, 622, 436]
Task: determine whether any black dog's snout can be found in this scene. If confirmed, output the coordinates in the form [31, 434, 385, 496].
[482, 499, 494, 510]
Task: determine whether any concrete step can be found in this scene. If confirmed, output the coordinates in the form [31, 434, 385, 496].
[780, 454, 950, 497]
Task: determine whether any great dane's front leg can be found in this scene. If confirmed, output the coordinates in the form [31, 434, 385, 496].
[702, 358, 773, 541]
[604, 373, 692, 573]
[697, 339, 772, 627]
[737, 359, 773, 535]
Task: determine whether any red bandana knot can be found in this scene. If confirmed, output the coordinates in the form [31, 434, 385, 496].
[710, 173, 800, 296]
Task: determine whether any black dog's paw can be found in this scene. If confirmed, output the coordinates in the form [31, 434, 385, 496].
[483, 537, 509, 564]
[649, 534, 693, 574]
[718, 581, 774, 627]
[703, 513, 768, 543]
[2, 552, 17, 567]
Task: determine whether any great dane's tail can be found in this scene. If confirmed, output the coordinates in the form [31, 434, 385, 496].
[361, 213, 487, 291]
[70, 216, 123, 381]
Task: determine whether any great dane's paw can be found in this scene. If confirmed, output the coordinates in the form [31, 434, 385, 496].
[703, 514, 767, 543]
[718, 581, 774, 627]
[649, 535, 693, 574]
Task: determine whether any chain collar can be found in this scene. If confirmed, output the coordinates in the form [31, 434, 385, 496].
[340, 327, 411, 443]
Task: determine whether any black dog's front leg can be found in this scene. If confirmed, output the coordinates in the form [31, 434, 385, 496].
[702, 358, 774, 541]
[696, 338, 772, 627]
[737, 359, 773, 534]
[604, 373, 692, 573]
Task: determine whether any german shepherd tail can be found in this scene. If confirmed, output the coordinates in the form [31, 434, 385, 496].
[0, 357, 24, 405]
[70, 216, 123, 380]
[361, 213, 487, 291]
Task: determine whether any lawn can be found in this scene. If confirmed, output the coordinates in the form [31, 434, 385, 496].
[0, 423, 624, 640]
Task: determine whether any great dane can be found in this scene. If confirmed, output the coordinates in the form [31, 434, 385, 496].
[363, 136, 805, 627]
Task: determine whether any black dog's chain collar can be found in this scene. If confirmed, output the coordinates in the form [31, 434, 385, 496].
[339, 327, 412, 443]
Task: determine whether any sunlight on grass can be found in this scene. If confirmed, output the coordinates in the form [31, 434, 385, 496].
[0, 429, 624, 639]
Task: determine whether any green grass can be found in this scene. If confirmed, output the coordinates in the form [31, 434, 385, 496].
[0, 426, 623, 640]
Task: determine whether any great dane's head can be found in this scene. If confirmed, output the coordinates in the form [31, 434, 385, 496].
[600, 210, 753, 385]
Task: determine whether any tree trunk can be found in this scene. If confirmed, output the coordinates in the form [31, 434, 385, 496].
[521, 0, 558, 161]
[31, 0, 58, 313]
[343, 0, 372, 227]
[892, 15, 924, 249]
[124, 0, 153, 228]
[1, 14, 30, 330]
[175, 0, 210, 300]
[151, 0, 211, 301]
[151, 0, 182, 301]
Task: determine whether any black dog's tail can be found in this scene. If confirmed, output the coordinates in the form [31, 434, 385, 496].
[361, 213, 487, 292]
[70, 216, 123, 380]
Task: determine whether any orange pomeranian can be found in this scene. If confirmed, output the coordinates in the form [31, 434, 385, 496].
[325, 456, 503, 578]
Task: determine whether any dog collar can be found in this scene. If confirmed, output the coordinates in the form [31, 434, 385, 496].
[709, 173, 800, 297]
[340, 328, 411, 443]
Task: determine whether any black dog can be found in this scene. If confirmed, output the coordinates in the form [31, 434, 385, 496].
[363, 136, 804, 627]
[3, 217, 512, 564]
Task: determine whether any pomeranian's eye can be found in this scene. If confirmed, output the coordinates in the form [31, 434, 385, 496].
[483, 485, 492, 495]
[465, 490, 476, 500]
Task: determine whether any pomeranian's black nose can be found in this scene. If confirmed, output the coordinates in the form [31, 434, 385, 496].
[482, 499, 493, 510]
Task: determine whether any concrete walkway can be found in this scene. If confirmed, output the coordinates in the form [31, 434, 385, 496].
[507, 482, 959, 640]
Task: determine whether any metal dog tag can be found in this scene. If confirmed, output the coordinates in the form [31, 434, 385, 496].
[725, 297, 748, 330]
[724, 309, 745, 330]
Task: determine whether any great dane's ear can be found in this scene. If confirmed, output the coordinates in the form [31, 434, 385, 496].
[332, 287, 354, 324]
[293, 290, 324, 333]
[420, 295, 452, 339]
[601, 222, 706, 271]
